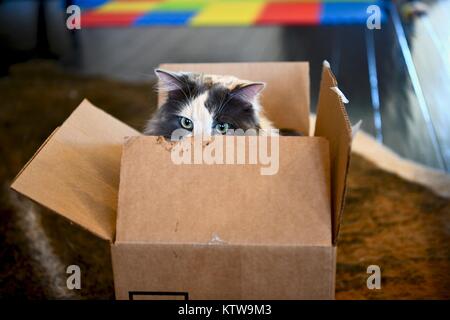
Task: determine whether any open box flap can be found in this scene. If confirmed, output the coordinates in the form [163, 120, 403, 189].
[158, 62, 310, 136]
[314, 62, 352, 244]
[10, 100, 140, 241]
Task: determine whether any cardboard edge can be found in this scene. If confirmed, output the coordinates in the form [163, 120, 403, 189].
[314, 61, 352, 245]
[331, 245, 337, 300]
[11, 99, 110, 178]
[304, 62, 311, 136]
[10, 126, 60, 188]
[115, 136, 141, 244]
[110, 243, 119, 298]
[332, 141, 352, 246]
[329, 80, 353, 245]
[10, 192, 113, 242]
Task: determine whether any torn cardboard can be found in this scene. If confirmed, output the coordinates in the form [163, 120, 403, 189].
[11, 62, 352, 299]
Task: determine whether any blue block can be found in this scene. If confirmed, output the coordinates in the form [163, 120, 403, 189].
[134, 11, 197, 26]
[321, 3, 387, 25]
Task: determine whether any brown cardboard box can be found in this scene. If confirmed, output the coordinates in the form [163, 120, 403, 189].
[11, 62, 351, 300]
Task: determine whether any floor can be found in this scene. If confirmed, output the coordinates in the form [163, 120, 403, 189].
[0, 0, 449, 171]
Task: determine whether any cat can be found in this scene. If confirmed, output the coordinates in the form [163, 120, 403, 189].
[144, 69, 277, 139]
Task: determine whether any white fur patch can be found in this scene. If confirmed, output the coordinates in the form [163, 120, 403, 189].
[176, 92, 214, 136]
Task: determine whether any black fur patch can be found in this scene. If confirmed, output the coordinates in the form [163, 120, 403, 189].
[205, 84, 259, 132]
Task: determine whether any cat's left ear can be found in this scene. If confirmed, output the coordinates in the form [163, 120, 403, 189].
[232, 83, 265, 102]
[155, 69, 184, 91]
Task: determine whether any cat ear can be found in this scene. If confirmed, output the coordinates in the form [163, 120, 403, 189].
[154, 69, 184, 92]
[232, 82, 265, 102]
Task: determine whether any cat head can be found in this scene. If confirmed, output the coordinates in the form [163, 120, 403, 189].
[144, 69, 266, 138]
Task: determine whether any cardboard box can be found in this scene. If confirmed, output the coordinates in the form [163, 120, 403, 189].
[11, 62, 351, 300]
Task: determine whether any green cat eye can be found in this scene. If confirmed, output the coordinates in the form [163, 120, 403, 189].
[214, 122, 231, 135]
[179, 117, 193, 130]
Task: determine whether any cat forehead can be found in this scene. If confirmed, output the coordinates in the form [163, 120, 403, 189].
[187, 73, 252, 90]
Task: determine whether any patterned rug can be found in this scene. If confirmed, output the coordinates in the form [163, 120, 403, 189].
[0, 61, 448, 299]
[75, 0, 388, 27]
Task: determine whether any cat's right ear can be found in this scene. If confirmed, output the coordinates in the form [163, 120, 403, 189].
[155, 69, 183, 92]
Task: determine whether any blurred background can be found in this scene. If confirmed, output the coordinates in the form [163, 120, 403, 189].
[1, 0, 449, 299]
[1, 0, 449, 170]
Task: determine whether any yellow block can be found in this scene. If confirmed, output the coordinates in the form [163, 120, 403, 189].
[96, 1, 157, 13]
[191, 2, 265, 26]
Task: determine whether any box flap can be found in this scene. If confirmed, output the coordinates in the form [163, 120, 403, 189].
[116, 136, 331, 246]
[314, 62, 352, 244]
[10, 100, 140, 241]
[158, 62, 310, 135]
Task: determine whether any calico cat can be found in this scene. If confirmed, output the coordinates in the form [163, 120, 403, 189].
[144, 69, 277, 139]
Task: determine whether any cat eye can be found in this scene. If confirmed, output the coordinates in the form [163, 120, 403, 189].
[214, 122, 231, 135]
[179, 117, 193, 130]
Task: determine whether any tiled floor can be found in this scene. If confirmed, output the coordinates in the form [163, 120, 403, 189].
[1, 0, 449, 171]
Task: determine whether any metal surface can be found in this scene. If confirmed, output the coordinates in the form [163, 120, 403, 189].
[390, 2, 447, 170]
[365, 28, 383, 143]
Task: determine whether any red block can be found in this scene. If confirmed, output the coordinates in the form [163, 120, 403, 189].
[257, 3, 321, 25]
[81, 12, 142, 27]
